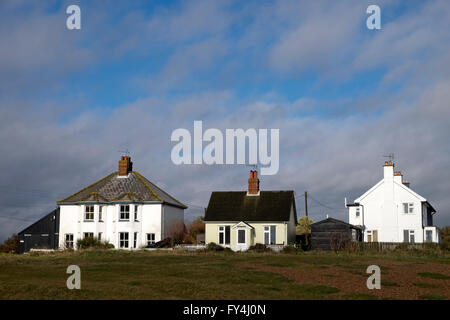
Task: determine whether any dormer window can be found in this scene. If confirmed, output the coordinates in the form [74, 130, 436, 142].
[84, 205, 94, 221]
[120, 205, 130, 220]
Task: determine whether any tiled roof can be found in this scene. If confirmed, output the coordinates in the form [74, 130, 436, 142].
[57, 171, 187, 208]
[204, 191, 296, 222]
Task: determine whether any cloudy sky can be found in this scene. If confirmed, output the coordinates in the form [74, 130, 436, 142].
[1, 0, 449, 241]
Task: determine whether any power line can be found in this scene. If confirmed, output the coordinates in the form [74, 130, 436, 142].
[0, 215, 34, 222]
[307, 194, 347, 212]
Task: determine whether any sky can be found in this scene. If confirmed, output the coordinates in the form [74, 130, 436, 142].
[0, 0, 449, 241]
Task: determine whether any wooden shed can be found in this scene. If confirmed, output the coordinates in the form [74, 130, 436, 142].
[18, 208, 60, 254]
[310, 218, 362, 250]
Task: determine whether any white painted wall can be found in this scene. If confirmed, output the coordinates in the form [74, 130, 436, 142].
[59, 203, 184, 250]
[348, 164, 439, 243]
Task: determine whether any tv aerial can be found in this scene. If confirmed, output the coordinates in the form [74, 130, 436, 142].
[383, 153, 394, 162]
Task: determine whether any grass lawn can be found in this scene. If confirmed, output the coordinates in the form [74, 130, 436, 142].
[0, 249, 448, 300]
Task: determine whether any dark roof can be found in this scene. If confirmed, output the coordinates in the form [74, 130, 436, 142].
[311, 217, 362, 229]
[204, 191, 296, 222]
[18, 207, 59, 235]
[57, 171, 187, 208]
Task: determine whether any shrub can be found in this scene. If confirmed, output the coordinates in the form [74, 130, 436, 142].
[248, 243, 271, 253]
[188, 216, 205, 243]
[206, 242, 224, 251]
[0, 234, 19, 254]
[281, 244, 302, 254]
[167, 222, 188, 246]
[76, 237, 114, 250]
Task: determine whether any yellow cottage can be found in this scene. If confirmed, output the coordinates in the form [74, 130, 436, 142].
[204, 170, 298, 251]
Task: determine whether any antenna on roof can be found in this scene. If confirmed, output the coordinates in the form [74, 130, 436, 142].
[118, 148, 131, 157]
[383, 153, 394, 162]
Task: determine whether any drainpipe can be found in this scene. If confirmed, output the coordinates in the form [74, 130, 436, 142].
[357, 203, 365, 241]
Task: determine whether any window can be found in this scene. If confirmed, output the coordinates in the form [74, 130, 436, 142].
[403, 203, 414, 214]
[98, 232, 102, 241]
[119, 232, 129, 248]
[85, 205, 94, 221]
[99, 206, 104, 221]
[264, 226, 276, 245]
[84, 232, 94, 239]
[403, 230, 415, 243]
[237, 229, 246, 244]
[426, 230, 433, 243]
[146, 233, 155, 246]
[218, 226, 230, 245]
[65, 234, 74, 248]
[134, 205, 138, 221]
[366, 230, 377, 242]
[133, 232, 138, 248]
[120, 205, 130, 220]
[356, 207, 360, 217]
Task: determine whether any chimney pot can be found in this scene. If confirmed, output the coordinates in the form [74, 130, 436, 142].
[248, 170, 260, 195]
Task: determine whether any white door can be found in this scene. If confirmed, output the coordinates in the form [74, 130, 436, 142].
[236, 229, 247, 251]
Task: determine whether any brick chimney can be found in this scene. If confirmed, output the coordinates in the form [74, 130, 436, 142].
[247, 170, 260, 195]
[118, 156, 133, 176]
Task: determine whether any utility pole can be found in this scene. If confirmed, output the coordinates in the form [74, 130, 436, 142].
[304, 191, 308, 217]
[304, 191, 309, 247]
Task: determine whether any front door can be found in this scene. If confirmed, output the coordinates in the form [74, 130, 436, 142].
[236, 229, 247, 251]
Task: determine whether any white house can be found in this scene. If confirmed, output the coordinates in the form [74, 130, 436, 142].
[56, 156, 187, 250]
[346, 161, 439, 243]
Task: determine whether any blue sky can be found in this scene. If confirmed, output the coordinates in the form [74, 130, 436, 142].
[0, 0, 450, 240]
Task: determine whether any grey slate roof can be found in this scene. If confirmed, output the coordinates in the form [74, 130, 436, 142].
[57, 171, 187, 208]
[204, 191, 296, 222]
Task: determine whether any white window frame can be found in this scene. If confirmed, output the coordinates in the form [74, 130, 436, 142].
[237, 229, 246, 245]
[84, 232, 94, 239]
[356, 207, 360, 217]
[403, 202, 414, 214]
[133, 232, 138, 248]
[425, 230, 433, 243]
[84, 205, 94, 221]
[219, 226, 225, 245]
[99, 206, 104, 221]
[409, 230, 415, 243]
[98, 232, 102, 241]
[264, 226, 276, 245]
[65, 234, 74, 248]
[119, 232, 129, 248]
[134, 205, 139, 221]
[120, 205, 130, 221]
[403, 230, 415, 243]
[146, 233, 155, 246]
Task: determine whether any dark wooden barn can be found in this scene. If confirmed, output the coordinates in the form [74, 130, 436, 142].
[310, 217, 362, 250]
[18, 208, 60, 254]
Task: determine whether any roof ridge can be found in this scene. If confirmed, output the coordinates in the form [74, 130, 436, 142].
[57, 171, 117, 203]
[133, 171, 163, 202]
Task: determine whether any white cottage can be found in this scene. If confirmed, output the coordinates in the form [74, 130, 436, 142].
[346, 161, 439, 243]
[57, 156, 187, 250]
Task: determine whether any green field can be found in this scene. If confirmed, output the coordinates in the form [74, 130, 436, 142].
[0, 249, 448, 300]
